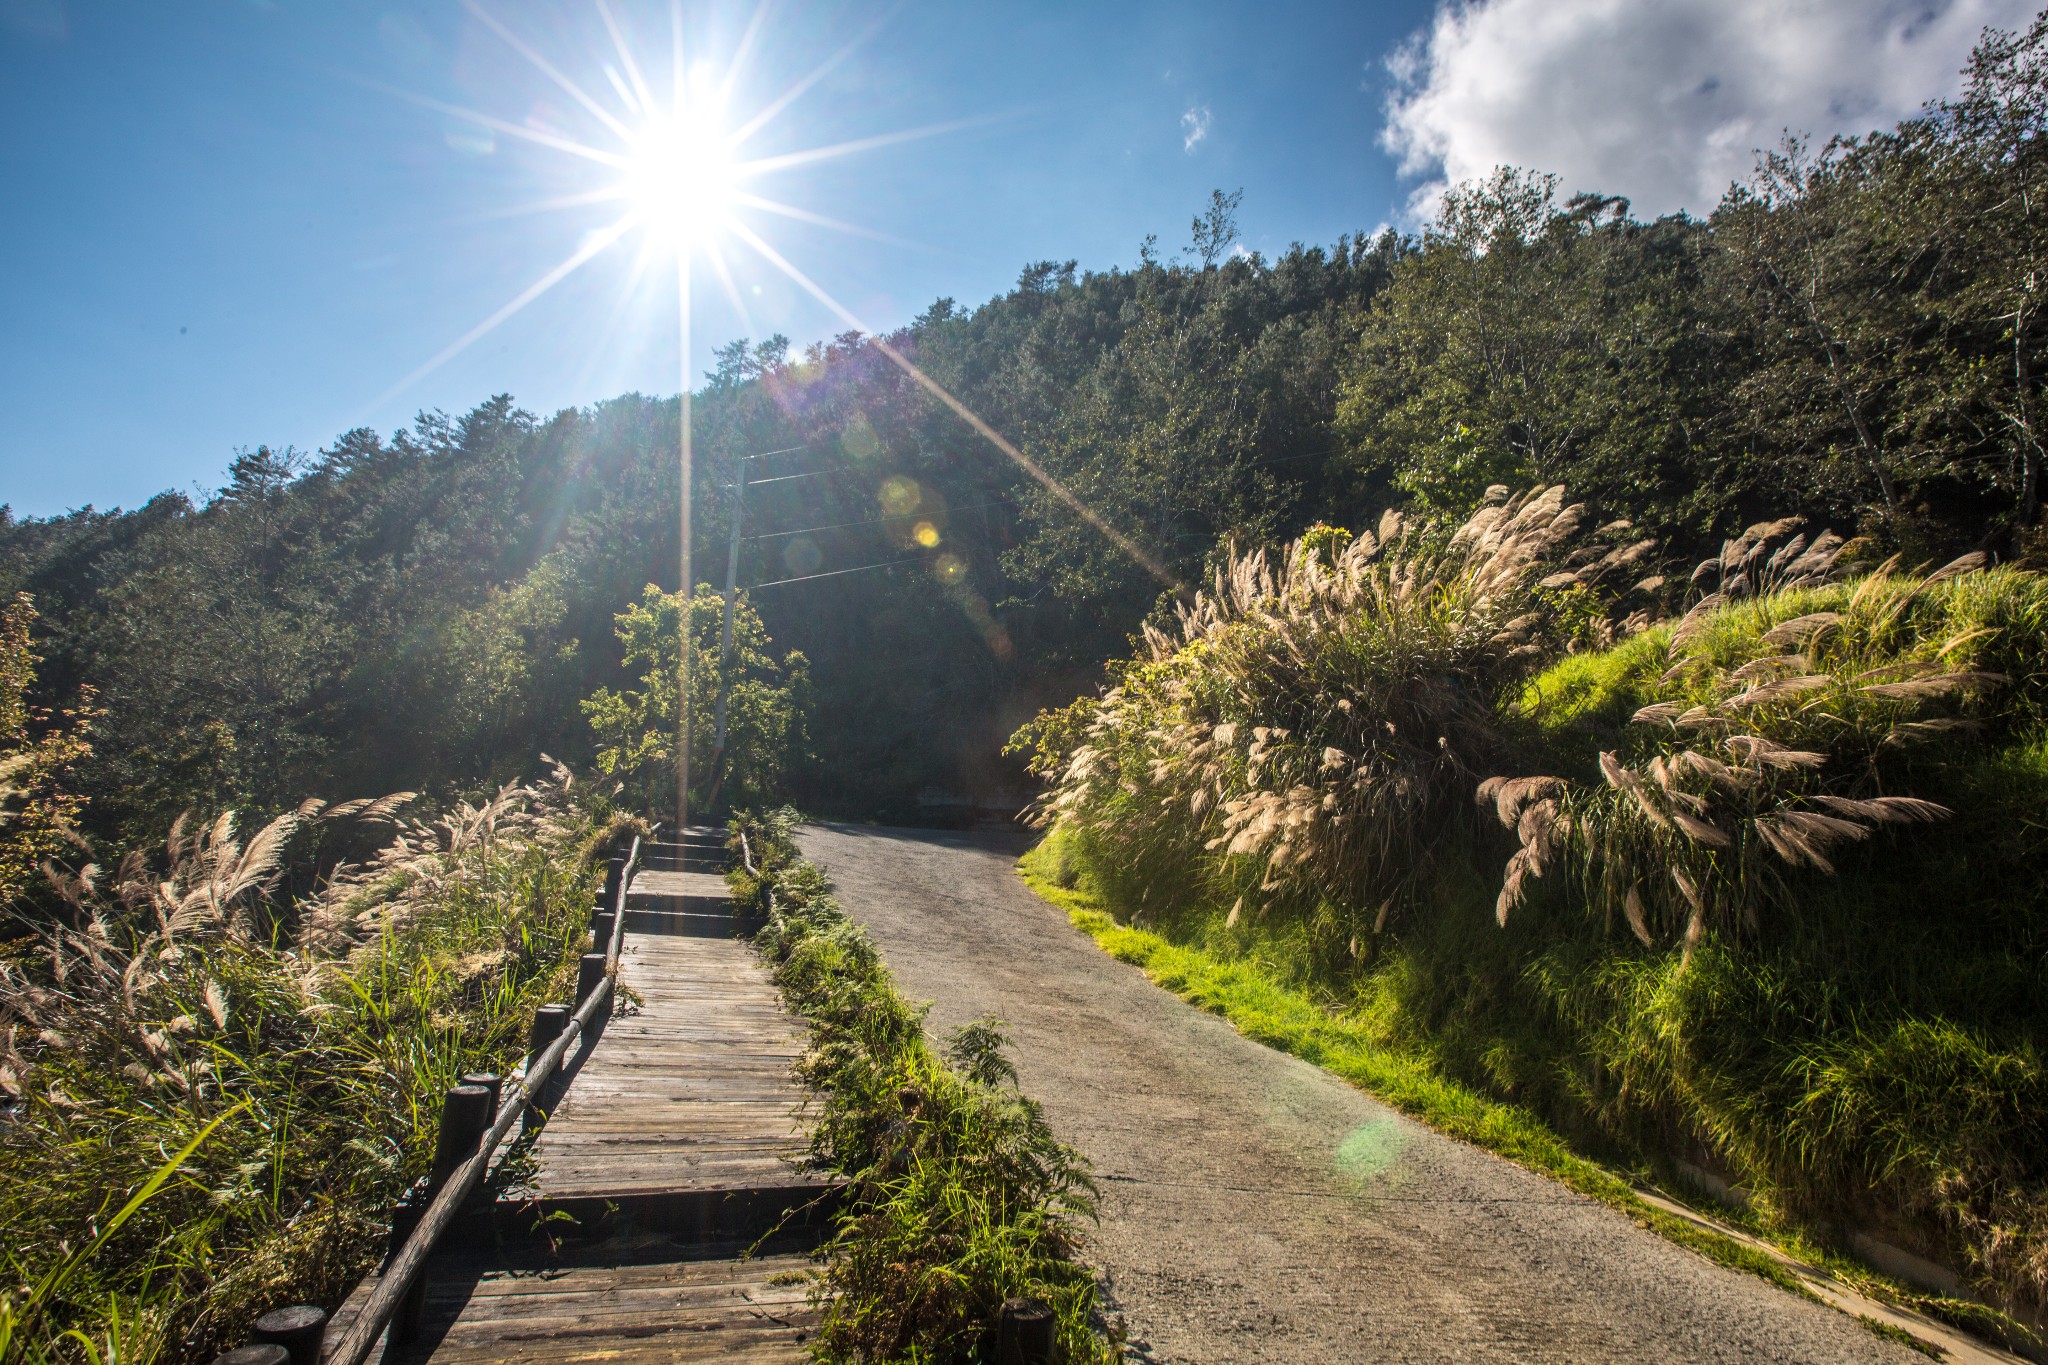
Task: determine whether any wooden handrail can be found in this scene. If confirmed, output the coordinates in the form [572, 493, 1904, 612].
[323, 834, 641, 1365]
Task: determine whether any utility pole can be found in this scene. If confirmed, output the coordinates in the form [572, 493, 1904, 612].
[713, 455, 747, 773]
[707, 445, 807, 812]
[677, 269, 692, 835]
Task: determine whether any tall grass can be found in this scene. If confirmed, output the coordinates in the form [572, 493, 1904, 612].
[0, 772, 608, 1363]
[734, 811, 1111, 1364]
[1015, 495, 2048, 1326]
[1016, 488, 1662, 949]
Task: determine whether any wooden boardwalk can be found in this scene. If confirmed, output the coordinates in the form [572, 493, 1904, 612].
[529, 932, 819, 1205]
[374, 1243, 816, 1364]
[329, 839, 827, 1363]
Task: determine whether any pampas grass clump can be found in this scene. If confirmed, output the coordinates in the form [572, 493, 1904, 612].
[0, 768, 604, 1363]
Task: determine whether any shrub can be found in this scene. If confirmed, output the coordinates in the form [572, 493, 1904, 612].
[1016, 488, 1657, 946]
[737, 811, 1110, 1364]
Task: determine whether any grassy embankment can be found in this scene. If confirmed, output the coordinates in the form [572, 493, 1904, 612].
[1013, 493, 2048, 1348]
[0, 776, 628, 1364]
[730, 810, 1115, 1364]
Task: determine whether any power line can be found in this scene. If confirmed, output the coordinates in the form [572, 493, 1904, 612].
[743, 496, 1016, 543]
[748, 551, 945, 589]
[745, 467, 844, 486]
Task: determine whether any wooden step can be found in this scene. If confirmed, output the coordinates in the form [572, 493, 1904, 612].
[624, 908, 759, 938]
[325, 1236, 821, 1363]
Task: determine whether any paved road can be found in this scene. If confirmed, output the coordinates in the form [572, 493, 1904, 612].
[798, 823, 1906, 1365]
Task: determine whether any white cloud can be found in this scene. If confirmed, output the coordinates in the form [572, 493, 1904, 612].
[1382, 0, 2039, 220]
[1182, 104, 1213, 153]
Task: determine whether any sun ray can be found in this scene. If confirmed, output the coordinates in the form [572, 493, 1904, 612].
[594, 0, 657, 116]
[717, 0, 776, 111]
[377, 83, 629, 168]
[670, 0, 687, 117]
[462, 0, 634, 143]
[702, 243, 756, 337]
[603, 63, 641, 115]
[459, 185, 631, 226]
[730, 191, 934, 249]
[726, 8, 896, 148]
[569, 241, 660, 396]
[372, 217, 635, 410]
[673, 224, 694, 826]
[734, 116, 999, 178]
[727, 220, 1181, 590]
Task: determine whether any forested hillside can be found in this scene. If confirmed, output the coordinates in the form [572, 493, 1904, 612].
[3, 11, 2048, 1364]
[2, 14, 2043, 858]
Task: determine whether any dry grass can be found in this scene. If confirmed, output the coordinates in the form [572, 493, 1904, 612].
[1018, 488, 1653, 939]
[1490, 552, 2019, 950]
[0, 768, 605, 1363]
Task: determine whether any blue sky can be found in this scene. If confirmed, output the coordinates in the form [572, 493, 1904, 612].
[0, 0, 2024, 515]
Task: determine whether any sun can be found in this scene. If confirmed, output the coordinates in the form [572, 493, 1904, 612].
[391, 0, 1178, 829]
[624, 105, 738, 253]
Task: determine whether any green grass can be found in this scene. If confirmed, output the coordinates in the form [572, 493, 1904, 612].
[1015, 840, 1809, 1297]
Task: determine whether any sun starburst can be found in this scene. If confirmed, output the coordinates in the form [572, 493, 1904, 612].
[383, 0, 1176, 827]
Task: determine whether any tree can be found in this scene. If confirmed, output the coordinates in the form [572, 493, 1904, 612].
[1189, 188, 1244, 268]
[581, 584, 810, 813]
[0, 594, 95, 911]
[1337, 170, 1730, 529]
[1913, 12, 2048, 535]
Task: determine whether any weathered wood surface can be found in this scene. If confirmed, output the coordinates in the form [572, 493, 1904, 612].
[627, 869, 732, 902]
[324, 848, 825, 1363]
[530, 933, 818, 1200]
[334, 1243, 818, 1363]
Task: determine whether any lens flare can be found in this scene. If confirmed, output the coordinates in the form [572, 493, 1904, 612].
[878, 476, 921, 516]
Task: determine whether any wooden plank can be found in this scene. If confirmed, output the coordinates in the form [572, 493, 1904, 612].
[530, 934, 823, 1202]
[346, 1249, 818, 1364]
[323, 908, 833, 1364]
[628, 870, 732, 900]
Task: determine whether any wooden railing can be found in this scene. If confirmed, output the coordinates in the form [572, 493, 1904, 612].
[212, 833, 646, 1365]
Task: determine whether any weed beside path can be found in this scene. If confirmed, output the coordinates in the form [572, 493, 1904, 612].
[0, 779, 619, 1364]
[733, 811, 1113, 1364]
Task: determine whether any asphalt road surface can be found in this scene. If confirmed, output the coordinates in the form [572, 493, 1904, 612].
[797, 822, 1908, 1365]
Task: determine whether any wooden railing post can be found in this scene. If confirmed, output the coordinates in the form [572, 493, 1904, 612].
[590, 911, 616, 954]
[431, 1084, 493, 1183]
[528, 1004, 570, 1061]
[997, 1297, 1054, 1365]
[577, 952, 608, 1040]
[459, 1072, 502, 1124]
[577, 952, 607, 1005]
[526, 1005, 570, 1132]
[396, 1084, 491, 1340]
[248, 1305, 327, 1364]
